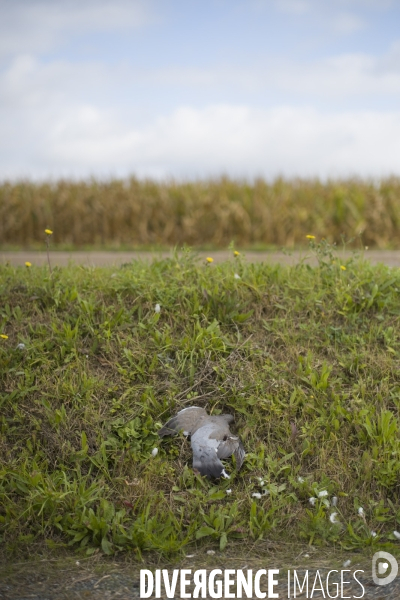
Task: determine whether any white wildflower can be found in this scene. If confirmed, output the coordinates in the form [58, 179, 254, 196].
[226, 489, 232, 495]
[331, 496, 338, 507]
[343, 560, 351, 568]
[318, 490, 328, 498]
[370, 531, 377, 538]
[151, 448, 158, 457]
[111, 273, 117, 278]
[234, 273, 241, 279]
[252, 493, 262, 499]
[358, 507, 364, 517]
[304, 553, 310, 558]
[154, 303, 161, 313]
[207, 550, 215, 555]
[259, 480, 265, 486]
[16, 343, 25, 350]
[76, 561, 80, 566]
[394, 531, 400, 540]
[186, 554, 195, 558]
[329, 512, 340, 524]
[297, 477, 305, 483]
[309, 497, 316, 506]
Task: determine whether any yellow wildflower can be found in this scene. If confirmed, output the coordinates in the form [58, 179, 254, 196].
[306, 235, 316, 240]
[340, 265, 346, 271]
[25, 261, 32, 267]
[45, 229, 53, 235]
[233, 251, 240, 257]
[206, 257, 214, 263]
[0, 334, 8, 339]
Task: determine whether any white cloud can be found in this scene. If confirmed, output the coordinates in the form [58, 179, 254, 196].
[332, 12, 366, 34]
[273, 0, 311, 14]
[121, 50, 400, 101]
[4, 46, 400, 113]
[0, 0, 153, 59]
[2, 102, 400, 181]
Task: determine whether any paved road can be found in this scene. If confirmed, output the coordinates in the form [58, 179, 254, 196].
[2, 249, 400, 267]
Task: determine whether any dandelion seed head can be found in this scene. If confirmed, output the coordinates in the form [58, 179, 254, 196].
[16, 343, 25, 350]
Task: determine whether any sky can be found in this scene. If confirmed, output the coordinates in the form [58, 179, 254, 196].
[1, 0, 400, 181]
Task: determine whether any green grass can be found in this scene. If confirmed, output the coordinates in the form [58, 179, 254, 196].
[2, 243, 400, 560]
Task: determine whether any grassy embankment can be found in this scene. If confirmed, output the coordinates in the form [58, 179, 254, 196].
[2, 242, 400, 560]
[2, 177, 400, 249]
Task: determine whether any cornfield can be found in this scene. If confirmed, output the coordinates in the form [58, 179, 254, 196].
[1, 176, 400, 248]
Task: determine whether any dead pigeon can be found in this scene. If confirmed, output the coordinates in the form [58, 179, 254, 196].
[158, 406, 245, 479]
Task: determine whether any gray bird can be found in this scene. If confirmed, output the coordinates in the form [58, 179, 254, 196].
[158, 406, 245, 479]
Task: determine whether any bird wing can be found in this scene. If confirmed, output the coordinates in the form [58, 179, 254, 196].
[216, 434, 245, 471]
[158, 406, 207, 437]
[190, 422, 227, 479]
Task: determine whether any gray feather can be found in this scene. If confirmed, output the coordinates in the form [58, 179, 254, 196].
[157, 407, 207, 437]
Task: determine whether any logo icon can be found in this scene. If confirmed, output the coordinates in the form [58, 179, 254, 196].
[372, 551, 398, 586]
